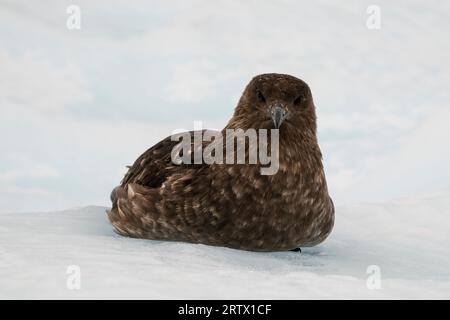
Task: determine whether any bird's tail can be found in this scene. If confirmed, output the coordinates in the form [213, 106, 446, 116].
[107, 183, 161, 239]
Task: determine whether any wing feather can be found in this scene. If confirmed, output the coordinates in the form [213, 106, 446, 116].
[121, 130, 215, 188]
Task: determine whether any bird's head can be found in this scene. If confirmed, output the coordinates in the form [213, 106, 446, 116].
[228, 73, 317, 136]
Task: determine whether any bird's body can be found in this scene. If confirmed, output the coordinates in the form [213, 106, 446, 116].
[108, 73, 334, 251]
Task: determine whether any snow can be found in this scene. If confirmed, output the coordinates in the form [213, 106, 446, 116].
[1, 192, 449, 299]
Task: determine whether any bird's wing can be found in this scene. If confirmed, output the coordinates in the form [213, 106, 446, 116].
[121, 130, 215, 188]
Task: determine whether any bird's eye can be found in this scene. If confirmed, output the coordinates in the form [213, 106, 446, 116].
[257, 91, 266, 103]
[294, 95, 304, 105]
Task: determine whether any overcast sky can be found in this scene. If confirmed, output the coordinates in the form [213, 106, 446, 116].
[1, 0, 450, 213]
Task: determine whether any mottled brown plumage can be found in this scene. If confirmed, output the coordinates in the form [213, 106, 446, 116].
[107, 73, 334, 251]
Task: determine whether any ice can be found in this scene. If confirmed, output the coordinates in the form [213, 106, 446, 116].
[1, 193, 449, 299]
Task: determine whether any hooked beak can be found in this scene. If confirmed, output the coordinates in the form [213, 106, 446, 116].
[270, 104, 288, 129]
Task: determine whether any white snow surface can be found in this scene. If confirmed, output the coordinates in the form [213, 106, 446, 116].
[1, 192, 450, 299]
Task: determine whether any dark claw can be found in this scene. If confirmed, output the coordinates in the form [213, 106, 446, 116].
[290, 247, 301, 252]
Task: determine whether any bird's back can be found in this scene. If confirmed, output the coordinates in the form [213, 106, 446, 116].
[107, 131, 220, 242]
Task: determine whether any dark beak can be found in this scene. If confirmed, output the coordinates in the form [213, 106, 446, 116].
[270, 104, 288, 129]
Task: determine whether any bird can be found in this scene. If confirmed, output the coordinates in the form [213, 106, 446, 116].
[107, 73, 334, 252]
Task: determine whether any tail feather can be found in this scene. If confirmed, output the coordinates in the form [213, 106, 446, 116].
[107, 183, 161, 238]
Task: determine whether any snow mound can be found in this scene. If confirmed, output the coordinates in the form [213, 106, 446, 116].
[1, 194, 449, 299]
